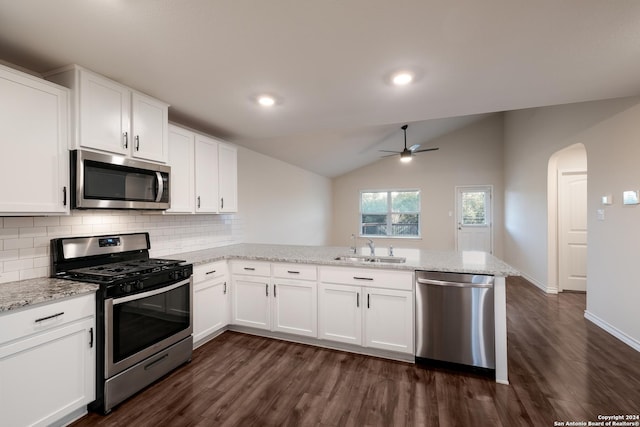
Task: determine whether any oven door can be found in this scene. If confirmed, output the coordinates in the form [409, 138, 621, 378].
[105, 278, 192, 378]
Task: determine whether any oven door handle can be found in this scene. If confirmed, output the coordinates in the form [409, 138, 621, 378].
[154, 171, 164, 203]
[112, 278, 190, 305]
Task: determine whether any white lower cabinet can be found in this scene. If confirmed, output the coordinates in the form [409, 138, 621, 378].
[318, 266, 414, 355]
[0, 293, 96, 427]
[318, 283, 362, 345]
[232, 276, 271, 330]
[231, 262, 318, 338]
[193, 262, 230, 344]
[272, 279, 317, 337]
[364, 287, 413, 353]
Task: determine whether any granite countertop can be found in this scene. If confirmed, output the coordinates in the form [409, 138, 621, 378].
[0, 243, 517, 314]
[171, 243, 520, 277]
[0, 278, 98, 313]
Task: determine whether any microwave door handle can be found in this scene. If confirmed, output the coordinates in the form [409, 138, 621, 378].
[155, 171, 164, 202]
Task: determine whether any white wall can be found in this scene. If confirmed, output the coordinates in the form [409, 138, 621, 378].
[504, 96, 640, 349]
[330, 114, 504, 257]
[237, 147, 332, 245]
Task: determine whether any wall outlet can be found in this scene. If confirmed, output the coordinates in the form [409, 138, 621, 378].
[597, 209, 605, 221]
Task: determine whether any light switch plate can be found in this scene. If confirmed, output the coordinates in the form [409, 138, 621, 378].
[597, 209, 605, 221]
[601, 195, 612, 205]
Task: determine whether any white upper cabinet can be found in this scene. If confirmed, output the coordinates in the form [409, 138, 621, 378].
[218, 143, 238, 213]
[166, 125, 195, 213]
[166, 124, 238, 214]
[0, 63, 70, 215]
[131, 92, 169, 162]
[45, 65, 169, 163]
[195, 134, 220, 213]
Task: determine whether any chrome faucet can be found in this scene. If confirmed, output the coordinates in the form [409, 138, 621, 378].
[367, 239, 375, 256]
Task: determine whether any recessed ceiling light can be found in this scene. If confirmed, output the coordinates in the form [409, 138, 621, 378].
[391, 71, 414, 86]
[257, 95, 276, 107]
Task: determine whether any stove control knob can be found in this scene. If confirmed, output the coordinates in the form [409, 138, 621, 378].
[122, 283, 132, 293]
[135, 280, 144, 290]
[182, 268, 190, 277]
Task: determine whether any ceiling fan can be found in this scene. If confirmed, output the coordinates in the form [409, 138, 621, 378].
[379, 124, 439, 162]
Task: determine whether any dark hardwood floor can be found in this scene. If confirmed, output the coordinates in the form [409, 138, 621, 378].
[72, 277, 640, 426]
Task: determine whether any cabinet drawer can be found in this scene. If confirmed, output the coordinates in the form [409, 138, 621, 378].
[193, 261, 227, 283]
[230, 261, 271, 277]
[0, 293, 95, 345]
[319, 266, 413, 291]
[272, 263, 317, 281]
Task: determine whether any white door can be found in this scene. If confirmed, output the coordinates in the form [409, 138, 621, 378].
[271, 280, 317, 337]
[166, 125, 195, 213]
[318, 283, 362, 345]
[558, 171, 587, 292]
[194, 279, 228, 342]
[456, 186, 493, 253]
[364, 288, 413, 354]
[218, 143, 238, 212]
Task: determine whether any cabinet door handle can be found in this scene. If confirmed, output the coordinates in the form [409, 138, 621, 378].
[35, 312, 64, 323]
[353, 276, 373, 281]
[367, 294, 370, 309]
[357, 293, 360, 308]
[265, 284, 269, 297]
[223, 282, 227, 295]
[287, 270, 300, 274]
[123, 131, 128, 149]
[274, 284, 277, 298]
[244, 267, 256, 271]
[89, 327, 94, 348]
[63, 186, 67, 206]
[135, 135, 140, 151]
[205, 270, 216, 275]
[221, 197, 224, 209]
[197, 196, 201, 208]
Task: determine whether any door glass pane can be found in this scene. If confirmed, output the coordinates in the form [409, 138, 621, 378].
[461, 191, 487, 225]
[361, 192, 388, 213]
[391, 191, 419, 212]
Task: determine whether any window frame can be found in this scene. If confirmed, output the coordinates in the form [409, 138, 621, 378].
[359, 189, 421, 239]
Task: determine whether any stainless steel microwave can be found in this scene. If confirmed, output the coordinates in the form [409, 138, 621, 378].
[71, 150, 170, 210]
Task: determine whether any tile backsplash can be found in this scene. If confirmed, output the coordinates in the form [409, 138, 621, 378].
[0, 211, 244, 284]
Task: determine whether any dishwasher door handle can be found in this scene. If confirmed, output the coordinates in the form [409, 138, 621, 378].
[416, 278, 493, 288]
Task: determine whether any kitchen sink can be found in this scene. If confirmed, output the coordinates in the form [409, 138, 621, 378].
[334, 255, 406, 264]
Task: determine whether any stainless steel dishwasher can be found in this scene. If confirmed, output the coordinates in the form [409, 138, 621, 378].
[415, 271, 495, 370]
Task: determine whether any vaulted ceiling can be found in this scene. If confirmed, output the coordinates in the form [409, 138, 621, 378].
[1, 0, 639, 177]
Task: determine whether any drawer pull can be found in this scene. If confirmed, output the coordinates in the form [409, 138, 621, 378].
[223, 282, 227, 294]
[205, 270, 216, 275]
[244, 267, 256, 271]
[353, 276, 373, 281]
[287, 270, 300, 274]
[34, 312, 64, 323]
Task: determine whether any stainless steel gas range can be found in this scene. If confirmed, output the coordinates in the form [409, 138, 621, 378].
[50, 232, 193, 414]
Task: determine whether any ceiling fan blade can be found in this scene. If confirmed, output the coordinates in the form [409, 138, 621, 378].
[408, 144, 421, 152]
[380, 153, 398, 158]
[413, 147, 439, 153]
[378, 150, 402, 153]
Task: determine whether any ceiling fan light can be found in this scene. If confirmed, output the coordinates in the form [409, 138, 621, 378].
[400, 151, 412, 162]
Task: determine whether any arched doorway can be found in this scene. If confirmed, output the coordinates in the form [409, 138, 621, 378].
[547, 144, 587, 293]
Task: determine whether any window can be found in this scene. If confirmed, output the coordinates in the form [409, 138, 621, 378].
[460, 190, 488, 225]
[360, 190, 420, 237]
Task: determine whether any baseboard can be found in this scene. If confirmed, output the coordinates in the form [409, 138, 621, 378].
[584, 310, 640, 352]
[520, 272, 558, 294]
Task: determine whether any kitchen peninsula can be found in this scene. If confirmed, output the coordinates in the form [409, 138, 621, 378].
[172, 243, 518, 385]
